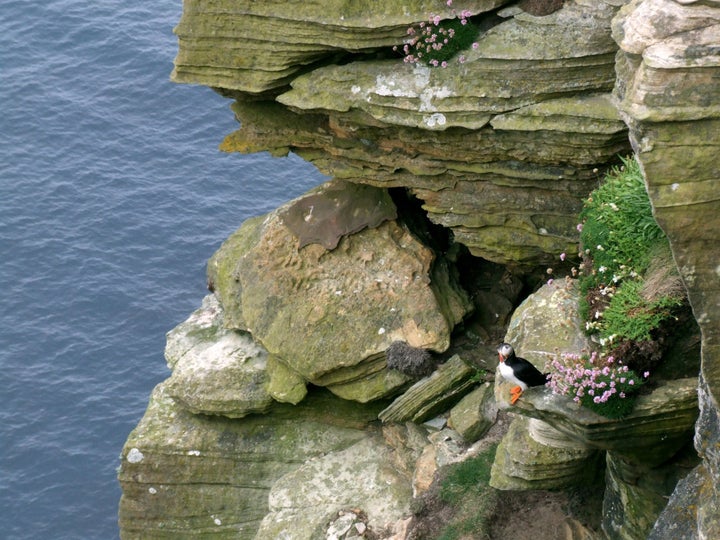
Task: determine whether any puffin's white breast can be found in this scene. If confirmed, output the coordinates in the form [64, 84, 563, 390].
[498, 362, 528, 390]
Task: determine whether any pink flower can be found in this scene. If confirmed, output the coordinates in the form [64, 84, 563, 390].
[472, 42, 479, 49]
[433, 15, 441, 25]
[547, 278, 554, 285]
[441, 61, 448, 68]
[643, 371, 650, 378]
[560, 252, 566, 261]
[447, 0, 453, 5]
[576, 223, 583, 232]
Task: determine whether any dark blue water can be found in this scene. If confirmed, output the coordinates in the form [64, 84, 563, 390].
[1, 1, 326, 538]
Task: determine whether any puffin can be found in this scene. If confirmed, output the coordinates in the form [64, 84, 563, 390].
[497, 343, 549, 404]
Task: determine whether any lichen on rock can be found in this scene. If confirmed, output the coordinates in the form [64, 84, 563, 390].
[207, 179, 472, 401]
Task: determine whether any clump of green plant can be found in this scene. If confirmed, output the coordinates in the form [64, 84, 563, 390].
[579, 156, 665, 291]
[394, 1, 480, 67]
[576, 156, 686, 364]
[435, 444, 498, 540]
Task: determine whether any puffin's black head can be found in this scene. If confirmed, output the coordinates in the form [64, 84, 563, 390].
[497, 343, 515, 363]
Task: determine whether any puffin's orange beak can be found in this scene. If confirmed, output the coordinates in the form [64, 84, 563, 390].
[498, 353, 504, 363]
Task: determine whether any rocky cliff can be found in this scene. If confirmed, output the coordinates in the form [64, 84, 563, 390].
[119, 1, 719, 538]
[612, 1, 720, 537]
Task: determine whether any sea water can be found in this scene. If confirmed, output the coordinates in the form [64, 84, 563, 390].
[0, 1, 327, 538]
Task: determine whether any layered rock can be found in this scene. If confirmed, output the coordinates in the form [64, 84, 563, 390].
[207, 179, 472, 403]
[378, 354, 477, 423]
[491, 415, 603, 490]
[493, 278, 701, 539]
[613, 1, 720, 537]
[255, 436, 413, 538]
[171, 0, 507, 95]
[118, 383, 388, 538]
[214, 1, 631, 267]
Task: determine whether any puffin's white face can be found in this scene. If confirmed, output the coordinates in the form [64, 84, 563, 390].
[497, 343, 514, 362]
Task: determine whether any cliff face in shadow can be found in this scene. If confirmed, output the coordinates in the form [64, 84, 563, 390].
[118, 1, 719, 538]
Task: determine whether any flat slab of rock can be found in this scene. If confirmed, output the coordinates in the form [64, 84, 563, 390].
[379, 355, 477, 423]
[172, 0, 507, 94]
[513, 378, 699, 466]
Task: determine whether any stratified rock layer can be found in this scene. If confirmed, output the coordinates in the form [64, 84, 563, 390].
[613, 1, 720, 537]
[172, 0, 507, 94]
[215, 1, 631, 267]
[118, 384, 386, 539]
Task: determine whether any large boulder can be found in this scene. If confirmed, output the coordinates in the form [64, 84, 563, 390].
[207, 179, 472, 402]
[613, 1, 720, 537]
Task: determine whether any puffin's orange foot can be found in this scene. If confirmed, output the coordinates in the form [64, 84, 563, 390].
[509, 385, 523, 405]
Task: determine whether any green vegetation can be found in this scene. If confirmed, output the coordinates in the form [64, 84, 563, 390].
[547, 155, 688, 417]
[577, 156, 686, 362]
[600, 279, 684, 343]
[436, 444, 498, 540]
[579, 156, 665, 288]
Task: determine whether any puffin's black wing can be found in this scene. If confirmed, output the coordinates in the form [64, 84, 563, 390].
[511, 357, 548, 387]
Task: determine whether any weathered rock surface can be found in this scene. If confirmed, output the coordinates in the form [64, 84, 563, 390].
[515, 379, 698, 466]
[255, 436, 413, 539]
[172, 0, 507, 95]
[164, 294, 273, 418]
[213, 1, 631, 267]
[207, 179, 472, 402]
[504, 279, 597, 369]
[447, 382, 498, 443]
[491, 415, 602, 490]
[378, 355, 477, 423]
[118, 383, 386, 539]
[604, 446, 699, 540]
[613, 1, 720, 537]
